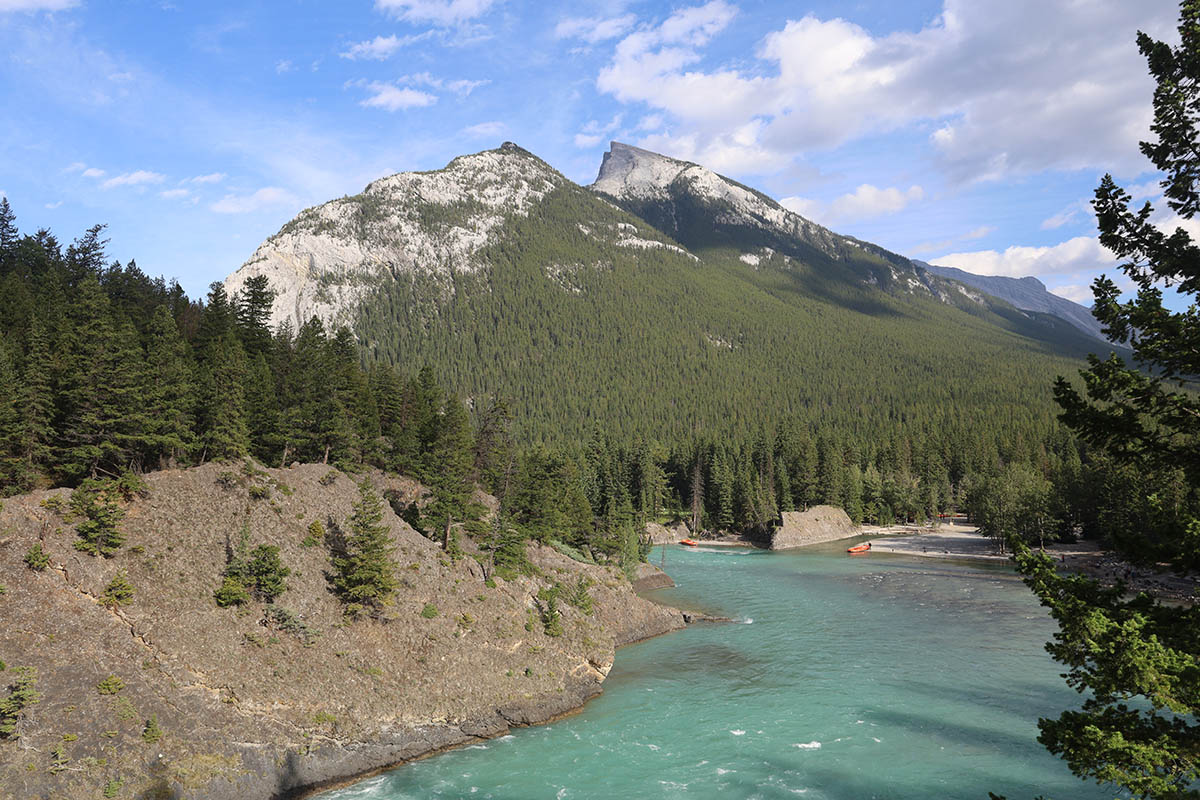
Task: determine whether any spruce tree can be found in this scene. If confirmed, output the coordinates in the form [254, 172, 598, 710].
[332, 480, 399, 615]
[17, 317, 54, 480]
[1013, 5, 1200, 796]
[199, 332, 250, 461]
[143, 306, 196, 467]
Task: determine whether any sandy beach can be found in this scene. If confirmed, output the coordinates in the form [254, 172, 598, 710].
[861, 522, 1200, 604]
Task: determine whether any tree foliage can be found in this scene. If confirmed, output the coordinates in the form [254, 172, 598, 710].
[1019, 4, 1200, 797]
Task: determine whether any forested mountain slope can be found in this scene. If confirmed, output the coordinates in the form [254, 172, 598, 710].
[224, 142, 1108, 450]
[918, 261, 1107, 341]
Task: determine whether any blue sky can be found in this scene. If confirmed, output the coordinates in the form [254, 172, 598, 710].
[0, 0, 1182, 304]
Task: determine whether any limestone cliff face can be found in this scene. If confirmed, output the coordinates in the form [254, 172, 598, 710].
[0, 464, 683, 800]
[223, 143, 568, 333]
[767, 505, 857, 550]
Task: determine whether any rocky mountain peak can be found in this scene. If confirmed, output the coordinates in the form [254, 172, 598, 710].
[592, 141, 695, 201]
[225, 144, 567, 332]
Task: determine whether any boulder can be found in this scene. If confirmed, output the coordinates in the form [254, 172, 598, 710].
[767, 505, 857, 550]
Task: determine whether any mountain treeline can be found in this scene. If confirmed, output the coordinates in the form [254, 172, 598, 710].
[0, 198, 1112, 559]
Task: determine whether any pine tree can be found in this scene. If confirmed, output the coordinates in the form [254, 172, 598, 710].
[1012, 6, 1200, 796]
[331, 480, 399, 615]
[424, 394, 475, 551]
[143, 307, 195, 467]
[16, 317, 54, 480]
[235, 275, 275, 359]
[0, 337, 22, 490]
[58, 274, 121, 480]
[199, 332, 250, 461]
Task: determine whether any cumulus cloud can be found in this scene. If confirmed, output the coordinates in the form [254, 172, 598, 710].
[574, 114, 624, 148]
[81, 167, 106, 179]
[1049, 284, 1096, 304]
[830, 184, 924, 220]
[778, 184, 923, 225]
[340, 32, 433, 60]
[210, 186, 297, 214]
[374, 0, 496, 26]
[462, 120, 506, 138]
[593, 0, 1176, 180]
[555, 14, 637, 44]
[354, 81, 438, 111]
[929, 236, 1117, 278]
[0, 0, 78, 11]
[186, 172, 226, 184]
[102, 170, 165, 189]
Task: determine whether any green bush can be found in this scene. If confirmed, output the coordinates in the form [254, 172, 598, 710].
[302, 520, 323, 547]
[264, 606, 319, 646]
[562, 576, 595, 615]
[213, 577, 250, 608]
[0, 667, 40, 739]
[96, 675, 124, 695]
[23, 543, 49, 572]
[103, 778, 124, 798]
[38, 496, 64, 513]
[319, 470, 339, 486]
[141, 714, 162, 744]
[536, 586, 563, 637]
[420, 603, 439, 619]
[247, 485, 269, 500]
[102, 571, 135, 608]
[70, 480, 126, 557]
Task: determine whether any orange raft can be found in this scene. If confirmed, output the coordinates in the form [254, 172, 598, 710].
[680, 539, 699, 546]
[846, 542, 871, 554]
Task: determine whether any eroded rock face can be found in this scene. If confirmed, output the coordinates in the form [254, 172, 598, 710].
[224, 143, 567, 333]
[0, 463, 683, 800]
[767, 505, 857, 550]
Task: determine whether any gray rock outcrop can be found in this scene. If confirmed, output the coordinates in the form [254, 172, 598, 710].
[767, 505, 857, 549]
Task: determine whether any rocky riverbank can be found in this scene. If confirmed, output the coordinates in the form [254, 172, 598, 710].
[0, 463, 686, 800]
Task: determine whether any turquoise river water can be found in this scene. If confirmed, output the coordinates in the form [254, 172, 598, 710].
[316, 542, 1120, 800]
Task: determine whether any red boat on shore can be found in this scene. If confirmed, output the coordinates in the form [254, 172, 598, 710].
[680, 539, 699, 546]
[846, 542, 871, 554]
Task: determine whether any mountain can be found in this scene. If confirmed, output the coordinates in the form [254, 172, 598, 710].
[224, 141, 1101, 446]
[917, 262, 1107, 342]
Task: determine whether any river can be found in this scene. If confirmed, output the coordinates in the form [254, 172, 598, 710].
[315, 542, 1117, 799]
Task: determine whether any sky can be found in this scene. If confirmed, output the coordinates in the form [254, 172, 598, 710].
[0, 0, 1184, 305]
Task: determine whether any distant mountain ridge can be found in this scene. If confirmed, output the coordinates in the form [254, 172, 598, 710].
[222, 139, 1102, 444]
[918, 262, 1106, 342]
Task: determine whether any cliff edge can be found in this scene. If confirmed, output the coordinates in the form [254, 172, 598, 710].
[0, 463, 684, 800]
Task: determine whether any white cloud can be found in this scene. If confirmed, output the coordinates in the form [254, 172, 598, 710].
[1040, 200, 1092, 230]
[462, 120, 506, 138]
[44, 200, 62, 209]
[64, 161, 86, 172]
[210, 186, 297, 214]
[829, 184, 924, 220]
[574, 114, 623, 148]
[355, 81, 438, 111]
[275, 60, 294, 74]
[555, 14, 636, 44]
[102, 170, 165, 189]
[0, 0, 79, 11]
[374, 0, 496, 26]
[186, 172, 226, 184]
[778, 184, 922, 225]
[593, 0, 1177, 181]
[930, 236, 1117, 278]
[779, 195, 822, 220]
[1049, 283, 1096, 304]
[159, 188, 190, 199]
[340, 32, 433, 60]
[81, 167, 106, 179]
[401, 72, 487, 96]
